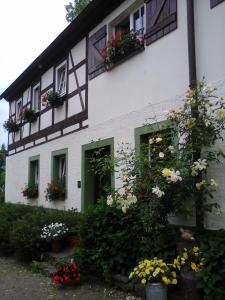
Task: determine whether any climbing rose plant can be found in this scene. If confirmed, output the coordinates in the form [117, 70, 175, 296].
[92, 82, 225, 229]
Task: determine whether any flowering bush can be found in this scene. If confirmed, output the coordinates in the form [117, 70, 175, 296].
[129, 258, 177, 286]
[173, 246, 203, 273]
[20, 108, 38, 123]
[45, 179, 66, 201]
[53, 262, 81, 285]
[102, 30, 144, 71]
[41, 222, 68, 241]
[3, 119, 20, 133]
[22, 185, 38, 199]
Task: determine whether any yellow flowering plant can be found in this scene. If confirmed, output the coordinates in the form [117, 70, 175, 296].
[173, 246, 204, 273]
[129, 258, 178, 286]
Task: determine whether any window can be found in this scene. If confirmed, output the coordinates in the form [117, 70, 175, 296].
[135, 121, 176, 161]
[32, 84, 40, 112]
[16, 100, 22, 122]
[52, 149, 68, 190]
[133, 6, 145, 35]
[29, 156, 39, 187]
[56, 64, 67, 96]
[113, 4, 145, 36]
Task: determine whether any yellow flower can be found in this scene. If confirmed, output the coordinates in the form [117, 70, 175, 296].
[191, 262, 197, 271]
[172, 279, 178, 285]
[183, 252, 188, 260]
[141, 279, 146, 285]
[171, 272, 176, 278]
[129, 272, 134, 279]
[162, 276, 169, 285]
[193, 246, 199, 253]
[162, 168, 170, 177]
[196, 180, 206, 190]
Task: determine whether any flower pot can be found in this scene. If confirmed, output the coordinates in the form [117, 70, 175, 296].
[51, 239, 63, 253]
[48, 95, 66, 108]
[180, 271, 203, 300]
[67, 235, 78, 247]
[146, 283, 167, 300]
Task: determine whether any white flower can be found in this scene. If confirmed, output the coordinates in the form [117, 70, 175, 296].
[122, 205, 128, 214]
[216, 109, 225, 120]
[107, 195, 114, 206]
[203, 84, 215, 94]
[159, 152, 165, 158]
[192, 159, 207, 172]
[204, 119, 211, 127]
[119, 170, 129, 181]
[155, 137, 163, 143]
[152, 186, 165, 198]
[127, 194, 137, 204]
[167, 169, 182, 183]
[168, 145, 175, 153]
[149, 138, 154, 145]
[165, 109, 176, 118]
[210, 179, 218, 188]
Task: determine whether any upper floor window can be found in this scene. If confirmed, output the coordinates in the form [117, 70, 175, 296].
[56, 63, 67, 96]
[114, 5, 145, 36]
[16, 99, 22, 122]
[32, 83, 40, 112]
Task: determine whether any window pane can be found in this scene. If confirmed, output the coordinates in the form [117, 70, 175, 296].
[33, 86, 40, 111]
[17, 101, 22, 120]
[57, 66, 66, 95]
[115, 15, 130, 34]
[134, 7, 144, 35]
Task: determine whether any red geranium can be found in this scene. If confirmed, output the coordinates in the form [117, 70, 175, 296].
[53, 263, 81, 286]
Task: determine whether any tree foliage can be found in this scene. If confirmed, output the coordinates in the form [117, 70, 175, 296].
[65, 0, 91, 23]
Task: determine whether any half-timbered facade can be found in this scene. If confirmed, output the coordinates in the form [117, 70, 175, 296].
[1, 0, 225, 229]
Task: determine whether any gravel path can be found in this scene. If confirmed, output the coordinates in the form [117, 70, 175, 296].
[0, 257, 140, 300]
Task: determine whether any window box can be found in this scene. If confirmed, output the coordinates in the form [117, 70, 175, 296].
[102, 31, 144, 72]
[22, 184, 39, 199]
[45, 179, 66, 201]
[21, 108, 39, 123]
[41, 91, 66, 108]
[3, 119, 20, 133]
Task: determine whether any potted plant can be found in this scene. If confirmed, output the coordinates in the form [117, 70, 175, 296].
[173, 246, 204, 299]
[102, 30, 144, 71]
[45, 178, 66, 201]
[3, 119, 20, 133]
[41, 222, 69, 252]
[22, 184, 38, 199]
[53, 262, 81, 286]
[41, 91, 65, 108]
[20, 108, 38, 123]
[129, 258, 177, 300]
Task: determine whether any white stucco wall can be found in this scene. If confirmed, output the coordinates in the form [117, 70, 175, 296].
[88, 0, 189, 127]
[195, 0, 225, 82]
[5, 78, 225, 229]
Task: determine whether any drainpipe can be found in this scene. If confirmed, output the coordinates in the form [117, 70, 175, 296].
[187, 0, 204, 232]
[187, 0, 197, 87]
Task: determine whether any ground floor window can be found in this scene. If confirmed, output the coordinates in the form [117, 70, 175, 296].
[29, 156, 39, 187]
[135, 121, 177, 165]
[51, 149, 68, 197]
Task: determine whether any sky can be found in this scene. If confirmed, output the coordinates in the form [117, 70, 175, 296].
[0, 0, 69, 146]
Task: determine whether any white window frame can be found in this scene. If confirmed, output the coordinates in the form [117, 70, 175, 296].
[55, 62, 67, 96]
[108, 1, 145, 38]
[16, 99, 22, 122]
[32, 83, 40, 112]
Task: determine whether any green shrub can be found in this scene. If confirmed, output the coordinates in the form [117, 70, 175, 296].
[0, 203, 80, 260]
[199, 230, 225, 300]
[74, 203, 176, 280]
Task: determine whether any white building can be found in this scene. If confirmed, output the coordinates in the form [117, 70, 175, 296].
[1, 0, 225, 229]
